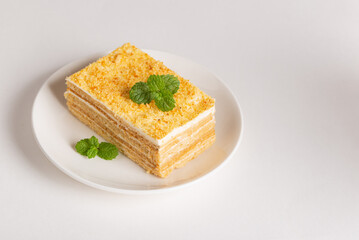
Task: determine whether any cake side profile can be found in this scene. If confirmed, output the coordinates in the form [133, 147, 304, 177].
[64, 43, 215, 178]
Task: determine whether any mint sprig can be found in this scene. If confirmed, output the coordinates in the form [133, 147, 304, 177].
[88, 136, 99, 148]
[97, 142, 119, 160]
[75, 136, 118, 160]
[162, 74, 180, 94]
[154, 89, 176, 112]
[87, 146, 98, 159]
[129, 82, 153, 104]
[75, 139, 91, 156]
[129, 74, 180, 112]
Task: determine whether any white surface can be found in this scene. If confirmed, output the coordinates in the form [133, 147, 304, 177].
[32, 50, 242, 193]
[1, 0, 359, 239]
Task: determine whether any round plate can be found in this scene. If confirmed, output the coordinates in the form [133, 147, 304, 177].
[32, 49, 243, 194]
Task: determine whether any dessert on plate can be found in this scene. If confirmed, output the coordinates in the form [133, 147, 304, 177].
[64, 43, 215, 178]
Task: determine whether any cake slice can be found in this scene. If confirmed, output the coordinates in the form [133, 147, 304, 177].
[64, 43, 215, 178]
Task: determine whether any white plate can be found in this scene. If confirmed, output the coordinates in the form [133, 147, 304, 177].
[32, 49, 243, 194]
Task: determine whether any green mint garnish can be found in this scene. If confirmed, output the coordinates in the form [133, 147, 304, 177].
[162, 74, 180, 94]
[87, 146, 98, 158]
[97, 142, 119, 160]
[129, 74, 180, 112]
[147, 75, 166, 92]
[75, 139, 91, 156]
[75, 136, 118, 160]
[89, 136, 99, 148]
[129, 82, 153, 104]
[154, 89, 176, 112]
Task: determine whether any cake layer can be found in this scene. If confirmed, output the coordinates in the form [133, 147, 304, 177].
[162, 134, 216, 177]
[67, 101, 215, 177]
[67, 106, 157, 173]
[66, 80, 158, 148]
[66, 90, 215, 177]
[159, 114, 215, 159]
[159, 128, 215, 176]
[66, 91, 156, 160]
[66, 89, 215, 162]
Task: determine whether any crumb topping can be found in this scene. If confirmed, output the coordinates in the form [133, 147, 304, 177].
[67, 43, 215, 139]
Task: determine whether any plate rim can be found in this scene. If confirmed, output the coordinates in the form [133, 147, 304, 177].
[31, 49, 244, 194]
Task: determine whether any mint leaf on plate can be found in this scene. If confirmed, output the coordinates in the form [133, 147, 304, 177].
[87, 145, 98, 158]
[97, 142, 119, 160]
[89, 136, 99, 148]
[75, 139, 91, 156]
[75, 136, 118, 160]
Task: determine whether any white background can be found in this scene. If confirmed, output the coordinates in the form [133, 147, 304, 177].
[1, 0, 359, 239]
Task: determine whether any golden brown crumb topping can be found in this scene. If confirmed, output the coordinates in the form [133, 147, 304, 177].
[67, 43, 215, 139]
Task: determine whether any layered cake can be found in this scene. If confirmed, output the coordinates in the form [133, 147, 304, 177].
[64, 43, 215, 178]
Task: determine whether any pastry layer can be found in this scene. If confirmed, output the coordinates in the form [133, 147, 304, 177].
[65, 88, 215, 155]
[65, 86, 215, 177]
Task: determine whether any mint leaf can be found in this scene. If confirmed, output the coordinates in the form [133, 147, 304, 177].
[89, 136, 99, 148]
[129, 82, 152, 104]
[154, 89, 176, 112]
[162, 74, 180, 94]
[129, 74, 180, 112]
[98, 142, 119, 160]
[87, 146, 98, 158]
[75, 137, 119, 160]
[147, 75, 165, 92]
[75, 139, 91, 156]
